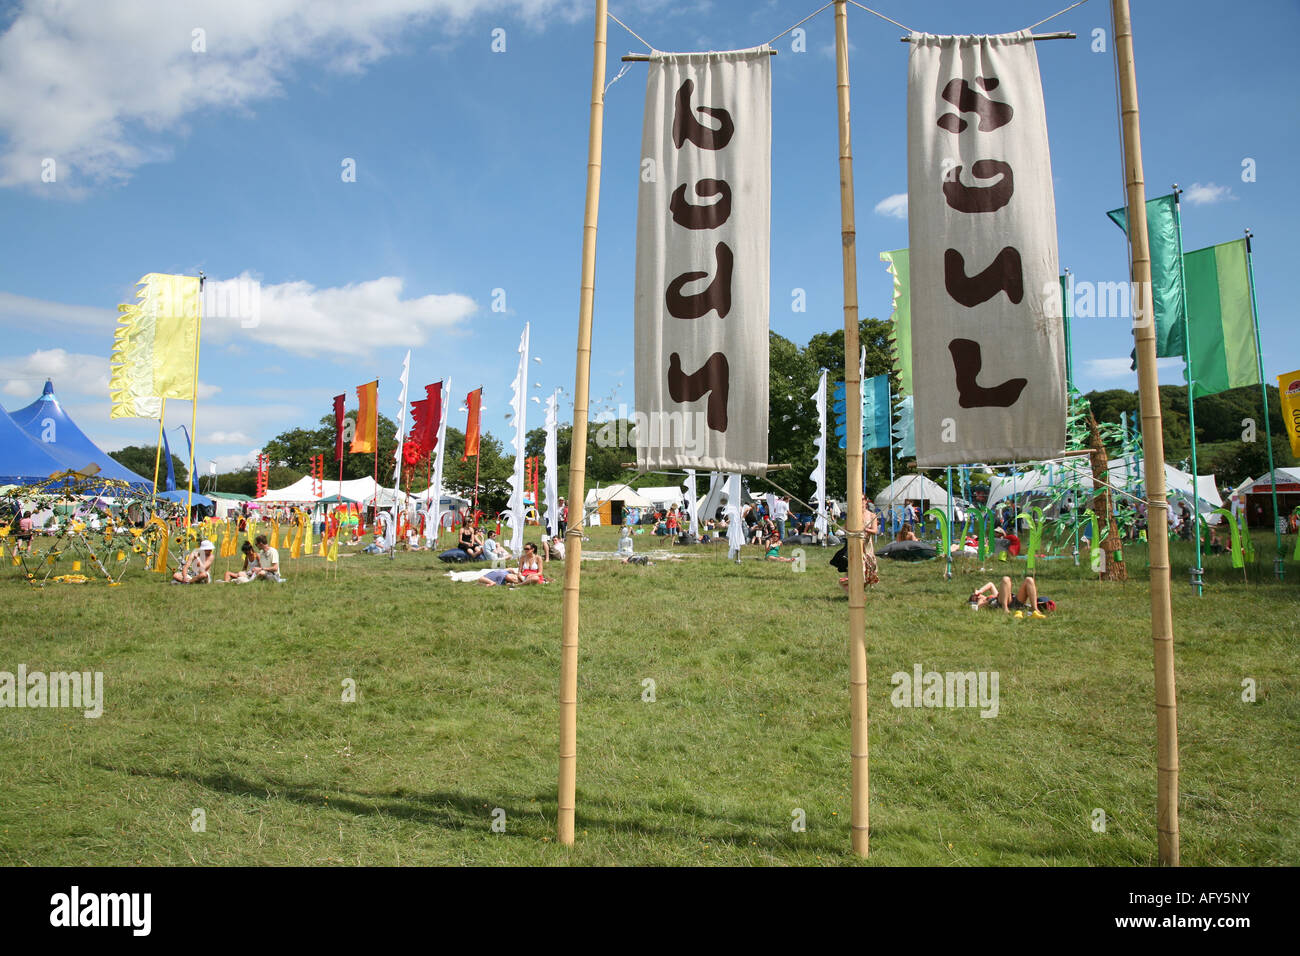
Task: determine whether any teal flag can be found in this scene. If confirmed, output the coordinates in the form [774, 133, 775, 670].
[892, 395, 915, 459]
[863, 374, 891, 450]
[1107, 194, 1185, 363]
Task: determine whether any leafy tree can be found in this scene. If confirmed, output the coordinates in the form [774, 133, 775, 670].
[109, 444, 189, 487]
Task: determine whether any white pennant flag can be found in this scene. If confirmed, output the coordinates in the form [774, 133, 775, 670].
[684, 468, 698, 538]
[543, 388, 561, 542]
[635, 47, 771, 475]
[427, 377, 451, 546]
[809, 370, 828, 537]
[392, 350, 411, 508]
[907, 32, 1065, 467]
[504, 323, 530, 555]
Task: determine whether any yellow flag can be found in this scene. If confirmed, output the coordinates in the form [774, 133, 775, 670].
[304, 519, 314, 556]
[150, 273, 201, 399]
[1279, 370, 1300, 459]
[291, 522, 304, 559]
[270, 520, 280, 550]
[327, 535, 339, 563]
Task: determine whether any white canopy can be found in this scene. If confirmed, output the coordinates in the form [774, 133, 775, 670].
[1247, 467, 1300, 493]
[874, 473, 968, 509]
[261, 475, 410, 507]
[985, 459, 1222, 513]
[583, 482, 656, 509]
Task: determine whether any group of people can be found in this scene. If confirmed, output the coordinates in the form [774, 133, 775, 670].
[171, 534, 281, 584]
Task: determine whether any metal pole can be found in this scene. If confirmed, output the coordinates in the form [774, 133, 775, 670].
[1244, 228, 1283, 579]
[1172, 187, 1203, 595]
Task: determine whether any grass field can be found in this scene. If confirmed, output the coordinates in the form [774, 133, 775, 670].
[1, 525, 1296, 866]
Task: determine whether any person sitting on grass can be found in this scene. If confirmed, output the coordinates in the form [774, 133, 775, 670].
[173, 539, 215, 583]
[518, 542, 545, 584]
[969, 575, 1044, 618]
[896, 524, 919, 542]
[251, 534, 280, 582]
[223, 541, 258, 583]
[482, 529, 511, 562]
[765, 533, 794, 563]
[459, 523, 483, 559]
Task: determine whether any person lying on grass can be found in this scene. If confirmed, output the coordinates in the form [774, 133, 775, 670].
[222, 541, 257, 582]
[173, 539, 215, 583]
[969, 575, 1045, 618]
[476, 566, 522, 586]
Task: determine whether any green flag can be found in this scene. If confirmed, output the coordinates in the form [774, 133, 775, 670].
[1107, 194, 1185, 361]
[1183, 238, 1259, 398]
[880, 249, 911, 396]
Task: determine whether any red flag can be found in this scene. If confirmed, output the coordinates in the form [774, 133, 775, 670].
[333, 393, 346, 461]
[462, 388, 482, 461]
[424, 382, 442, 451]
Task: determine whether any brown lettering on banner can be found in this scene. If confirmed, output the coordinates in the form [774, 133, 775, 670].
[672, 79, 735, 150]
[942, 160, 1014, 213]
[948, 339, 1028, 408]
[668, 351, 730, 431]
[944, 247, 1024, 307]
[670, 179, 733, 230]
[936, 77, 1013, 134]
[665, 242, 734, 319]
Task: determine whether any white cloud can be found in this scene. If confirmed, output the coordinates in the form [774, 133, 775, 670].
[203, 273, 478, 356]
[874, 193, 908, 220]
[0, 348, 221, 403]
[0, 292, 116, 329]
[210, 449, 261, 473]
[0, 349, 111, 400]
[1084, 356, 1184, 379]
[1183, 182, 1235, 206]
[205, 431, 253, 445]
[0, 0, 586, 194]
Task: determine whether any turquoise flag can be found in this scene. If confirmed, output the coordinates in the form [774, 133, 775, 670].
[1107, 194, 1185, 364]
[863, 375, 891, 450]
[892, 395, 915, 459]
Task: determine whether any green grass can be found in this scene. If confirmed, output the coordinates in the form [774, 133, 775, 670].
[1, 527, 1296, 866]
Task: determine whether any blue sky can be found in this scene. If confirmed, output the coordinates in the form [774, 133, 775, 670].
[0, 0, 1296, 473]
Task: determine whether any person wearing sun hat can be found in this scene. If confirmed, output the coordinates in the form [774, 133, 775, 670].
[173, 539, 216, 584]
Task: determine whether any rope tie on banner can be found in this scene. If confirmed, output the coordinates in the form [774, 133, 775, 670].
[766, 1, 836, 46]
[608, 11, 655, 50]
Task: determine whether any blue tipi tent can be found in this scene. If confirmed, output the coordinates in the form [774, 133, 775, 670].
[7, 380, 149, 486]
[0, 403, 71, 485]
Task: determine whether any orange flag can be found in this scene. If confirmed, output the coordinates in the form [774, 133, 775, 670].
[462, 388, 482, 461]
[352, 380, 378, 454]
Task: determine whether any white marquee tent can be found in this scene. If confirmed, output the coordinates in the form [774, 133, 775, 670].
[874, 473, 970, 510]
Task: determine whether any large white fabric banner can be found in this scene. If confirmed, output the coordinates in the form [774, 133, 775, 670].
[504, 323, 530, 555]
[635, 47, 771, 475]
[907, 32, 1065, 466]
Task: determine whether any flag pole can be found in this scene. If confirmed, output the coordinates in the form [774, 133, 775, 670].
[834, 0, 870, 858]
[185, 275, 204, 529]
[1244, 228, 1282, 578]
[557, 0, 607, 847]
[1112, 0, 1180, 866]
[1170, 186, 1204, 596]
[152, 398, 167, 499]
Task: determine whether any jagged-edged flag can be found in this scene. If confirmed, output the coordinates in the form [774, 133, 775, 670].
[333, 394, 346, 461]
[892, 395, 915, 460]
[880, 249, 912, 397]
[463, 388, 482, 461]
[352, 380, 378, 454]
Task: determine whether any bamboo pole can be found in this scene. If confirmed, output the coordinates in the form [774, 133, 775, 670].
[185, 277, 204, 529]
[557, 0, 608, 847]
[1111, 0, 1180, 866]
[834, 0, 870, 858]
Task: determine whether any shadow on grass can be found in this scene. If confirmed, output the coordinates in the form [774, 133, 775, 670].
[97, 760, 859, 855]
